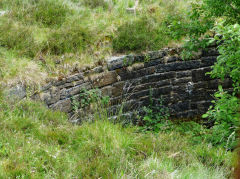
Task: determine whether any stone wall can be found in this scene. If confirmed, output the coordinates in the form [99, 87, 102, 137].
[34, 46, 232, 122]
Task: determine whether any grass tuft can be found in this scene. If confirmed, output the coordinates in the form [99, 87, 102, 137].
[0, 96, 234, 178]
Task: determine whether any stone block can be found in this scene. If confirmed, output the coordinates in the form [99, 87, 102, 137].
[50, 98, 72, 113]
[202, 47, 219, 57]
[207, 79, 219, 89]
[172, 77, 192, 85]
[101, 86, 114, 96]
[141, 72, 176, 84]
[170, 101, 190, 113]
[200, 56, 217, 67]
[156, 80, 171, 88]
[144, 58, 164, 68]
[49, 86, 60, 104]
[91, 71, 118, 88]
[8, 84, 26, 100]
[166, 56, 180, 63]
[67, 82, 91, 96]
[148, 50, 167, 60]
[39, 92, 51, 105]
[176, 71, 191, 78]
[107, 55, 134, 71]
[66, 74, 81, 83]
[192, 67, 212, 82]
[153, 86, 172, 96]
[156, 60, 201, 73]
[116, 66, 156, 81]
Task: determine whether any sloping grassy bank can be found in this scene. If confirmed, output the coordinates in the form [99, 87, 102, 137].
[0, 94, 233, 178]
[0, 0, 192, 86]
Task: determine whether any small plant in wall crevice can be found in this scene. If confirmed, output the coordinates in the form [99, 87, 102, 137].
[139, 88, 170, 133]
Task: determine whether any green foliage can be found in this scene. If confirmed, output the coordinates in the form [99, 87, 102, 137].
[140, 89, 170, 132]
[203, 86, 239, 149]
[77, 88, 110, 109]
[80, 0, 109, 9]
[0, 96, 233, 178]
[0, 19, 38, 57]
[181, 0, 240, 151]
[45, 21, 93, 55]
[113, 13, 188, 53]
[6, 0, 72, 27]
[210, 22, 240, 93]
[0, 0, 195, 84]
[200, 0, 240, 24]
[113, 17, 164, 52]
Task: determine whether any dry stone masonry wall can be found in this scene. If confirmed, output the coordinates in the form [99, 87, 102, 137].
[35, 46, 232, 122]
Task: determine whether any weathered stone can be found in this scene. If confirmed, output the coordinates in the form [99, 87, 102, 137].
[156, 60, 201, 73]
[66, 74, 80, 83]
[200, 56, 217, 67]
[144, 58, 164, 68]
[60, 88, 67, 99]
[193, 81, 208, 89]
[33, 46, 233, 121]
[130, 63, 144, 71]
[141, 72, 176, 84]
[54, 79, 66, 86]
[39, 92, 51, 105]
[176, 71, 191, 78]
[192, 67, 212, 82]
[207, 79, 219, 89]
[148, 50, 167, 60]
[92, 66, 104, 73]
[67, 83, 91, 96]
[202, 47, 219, 57]
[40, 82, 52, 92]
[101, 86, 114, 96]
[8, 84, 26, 100]
[50, 98, 72, 113]
[107, 55, 134, 71]
[153, 86, 172, 96]
[49, 87, 60, 104]
[172, 77, 192, 85]
[170, 101, 190, 113]
[165, 56, 180, 63]
[91, 71, 118, 88]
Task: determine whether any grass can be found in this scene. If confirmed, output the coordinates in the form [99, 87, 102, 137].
[0, 93, 234, 178]
[0, 0, 194, 87]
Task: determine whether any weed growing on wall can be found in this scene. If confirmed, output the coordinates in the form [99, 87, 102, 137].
[138, 89, 169, 132]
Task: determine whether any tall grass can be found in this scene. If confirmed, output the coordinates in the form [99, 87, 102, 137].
[0, 95, 233, 178]
[0, 0, 194, 86]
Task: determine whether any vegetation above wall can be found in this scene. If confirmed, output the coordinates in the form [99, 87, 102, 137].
[0, 0, 192, 86]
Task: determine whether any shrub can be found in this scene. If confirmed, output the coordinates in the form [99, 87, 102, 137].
[6, 0, 71, 27]
[0, 19, 39, 57]
[113, 17, 170, 52]
[44, 21, 93, 55]
[80, 0, 109, 9]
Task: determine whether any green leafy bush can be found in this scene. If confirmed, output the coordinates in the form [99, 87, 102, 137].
[181, 0, 240, 150]
[210, 22, 240, 93]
